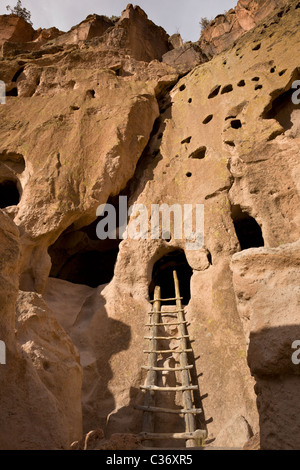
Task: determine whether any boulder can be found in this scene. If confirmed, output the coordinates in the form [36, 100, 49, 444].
[0, 14, 35, 45]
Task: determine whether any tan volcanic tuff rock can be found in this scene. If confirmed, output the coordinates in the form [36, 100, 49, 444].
[0, 14, 35, 45]
[65, 0, 298, 443]
[52, 15, 114, 46]
[0, 213, 82, 450]
[231, 240, 300, 450]
[0, 0, 299, 451]
[49, 4, 171, 62]
[199, 0, 288, 57]
[0, 68, 161, 292]
[71, 429, 142, 450]
[162, 42, 208, 75]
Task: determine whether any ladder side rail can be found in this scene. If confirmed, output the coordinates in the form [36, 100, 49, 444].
[142, 285, 161, 447]
[173, 270, 197, 448]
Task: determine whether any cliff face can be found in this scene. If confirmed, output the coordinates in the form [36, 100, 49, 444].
[0, 1, 299, 450]
[199, 0, 288, 57]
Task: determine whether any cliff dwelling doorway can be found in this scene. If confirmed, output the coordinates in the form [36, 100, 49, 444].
[0, 179, 20, 208]
[231, 204, 264, 250]
[48, 217, 120, 288]
[150, 250, 193, 305]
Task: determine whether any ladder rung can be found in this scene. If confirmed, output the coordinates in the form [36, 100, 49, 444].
[149, 313, 178, 317]
[144, 335, 189, 340]
[140, 385, 198, 391]
[135, 405, 203, 415]
[145, 321, 188, 327]
[148, 310, 184, 314]
[143, 349, 193, 354]
[141, 365, 193, 371]
[150, 297, 183, 303]
[138, 430, 207, 440]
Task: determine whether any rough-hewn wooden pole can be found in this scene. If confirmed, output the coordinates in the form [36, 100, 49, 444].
[142, 285, 161, 447]
[173, 270, 197, 448]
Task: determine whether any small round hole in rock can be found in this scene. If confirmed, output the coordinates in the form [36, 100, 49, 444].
[181, 136, 192, 145]
[221, 84, 233, 94]
[186, 172, 192, 178]
[225, 141, 235, 147]
[231, 119, 242, 129]
[237, 80, 245, 87]
[208, 85, 221, 99]
[189, 146, 206, 159]
[203, 114, 213, 124]
[86, 89, 95, 98]
[179, 84, 186, 92]
[252, 43, 261, 51]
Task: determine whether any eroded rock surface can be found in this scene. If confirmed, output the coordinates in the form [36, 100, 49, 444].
[0, 0, 299, 450]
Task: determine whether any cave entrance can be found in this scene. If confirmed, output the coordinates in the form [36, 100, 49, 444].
[0, 179, 20, 208]
[150, 250, 193, 305]
[48, 213, 121, 288]
[231, 205, 264, 250]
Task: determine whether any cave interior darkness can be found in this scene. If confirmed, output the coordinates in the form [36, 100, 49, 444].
[149, 250, 193, 305]
[48, 196, 122, 288]
[231, 204, 264, 250]
[0, 179, 20, 208]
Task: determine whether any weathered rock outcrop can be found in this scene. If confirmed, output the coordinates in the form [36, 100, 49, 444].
[0, 14, 35, 45]
[231, 241, 300, 449]
[199, 0, 288, 57]
[0, 212, 82, 449]
[0, 0, 299, 451]
[52, 14, 114, 46]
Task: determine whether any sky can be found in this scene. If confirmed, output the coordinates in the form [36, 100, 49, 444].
[0, 0, 238, 42]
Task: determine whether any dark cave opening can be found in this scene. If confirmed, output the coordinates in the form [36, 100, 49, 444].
[0, 179, 20, 208]
[231, 205, 264, 250]
[149, 250, 193, 305]
[263, 87, 299, 131]
[49, 200, 122, 288]
[6, 87, 18, 97]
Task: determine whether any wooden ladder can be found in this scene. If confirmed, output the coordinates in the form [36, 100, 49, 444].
[136, 270, 207, 448]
